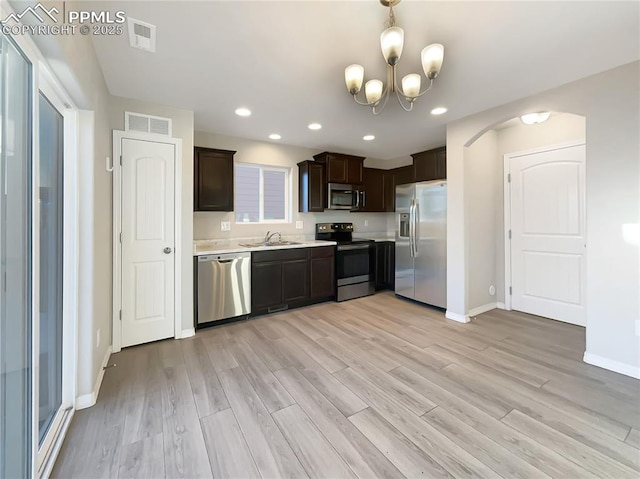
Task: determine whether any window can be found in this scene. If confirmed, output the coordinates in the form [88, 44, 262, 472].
[235, 164, 290, 223]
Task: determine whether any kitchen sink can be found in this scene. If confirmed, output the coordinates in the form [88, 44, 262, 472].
[239, 241, 302, 247]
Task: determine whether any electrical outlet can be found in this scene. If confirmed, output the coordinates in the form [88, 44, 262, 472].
[364, 220, 369, 227]
[96, 328, 101, 348]
[221, 221, 231, 231]
[295, 220, 303, 229]
[489, 285, 496, 296]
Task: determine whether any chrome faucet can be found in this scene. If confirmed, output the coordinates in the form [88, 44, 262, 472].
[264, 231, 281, 245]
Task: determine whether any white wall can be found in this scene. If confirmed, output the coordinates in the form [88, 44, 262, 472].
[109, 96, 195, 335]
[193, 131, 393, 240]
[447, 61, 639, 377]
[465, 130, 498, 312]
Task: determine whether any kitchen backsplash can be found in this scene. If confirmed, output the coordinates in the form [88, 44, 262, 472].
[193, 211, 394, 240]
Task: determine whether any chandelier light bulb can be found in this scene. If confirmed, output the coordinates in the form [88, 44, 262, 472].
[380, 26, 404, 65]
[345, 64, 365, 95]
[365, 79, 384, 104]
[402, 73, 421, 99]
[421, 43, 445, 80]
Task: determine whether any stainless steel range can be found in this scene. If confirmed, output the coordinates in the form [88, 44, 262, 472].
[316, 222, 374, 302]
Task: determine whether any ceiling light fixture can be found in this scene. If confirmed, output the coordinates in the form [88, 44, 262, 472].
[344, 0, 444, 115]
[430, 107, 447, 115]
[269, 133, 282, 140]
[235, 107, 251, 117]
[520, 112, 551, 125]
[363, 135, 376, 141]
[308, 123, 322, 130]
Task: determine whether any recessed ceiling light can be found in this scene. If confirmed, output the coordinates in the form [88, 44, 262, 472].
[269, 133, 281, 140]
[235, 107, 251, 117]
[363, 135, 375, 141]
[520, 112, 551, 125]
[308, 123, 322, 130]
[430, 107, 448, 115]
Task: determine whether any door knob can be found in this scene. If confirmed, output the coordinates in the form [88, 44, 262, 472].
[163, 247, 172, 254]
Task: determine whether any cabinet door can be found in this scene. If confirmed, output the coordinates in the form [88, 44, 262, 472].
[298, 161, 325, 212]
[326, 155, 347, 183]
[282, 259, 309, 303]
[347, 157, 364, 184]
[374, 243, 387, 290]
[386, 242, 395, 289]
[393, 165, 415, 185]
[194, 147, 235, 211]
[360, 168, 385, 212]
[436, 148, 447, 179]
[413, 149, 438, 182]
[252, 262, 283, 310]
[310, 247, 335, 299]
[384, 170, 395, 212]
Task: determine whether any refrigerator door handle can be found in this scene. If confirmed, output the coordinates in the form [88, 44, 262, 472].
[409, 200, 415, 258]
[413, 200, 419, 256]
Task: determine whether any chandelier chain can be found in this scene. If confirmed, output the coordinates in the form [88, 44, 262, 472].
[384, 4, 396, 28]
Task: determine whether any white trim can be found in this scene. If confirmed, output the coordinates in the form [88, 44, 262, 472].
[503, 140, 586, 312]
[468, 303, 497, 317]
[445, 310, 471, 323]
[583, 352, 640, 380]
[37, 408, 73, 479]
[75, 346, 112, 410]
[496, 302, 507, 310]
[179, 328, 196, 339]
[112, 131, 183, 353]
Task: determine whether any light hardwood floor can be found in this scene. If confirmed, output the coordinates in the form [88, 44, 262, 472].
[52, 293, 640, 478]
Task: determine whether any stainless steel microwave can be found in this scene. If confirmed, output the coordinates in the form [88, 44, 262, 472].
[327, 183, 363, 210]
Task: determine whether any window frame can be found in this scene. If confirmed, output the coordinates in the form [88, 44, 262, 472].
[234, 162, 292, 225]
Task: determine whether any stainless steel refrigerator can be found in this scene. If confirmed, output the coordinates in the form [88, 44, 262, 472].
[395, 181, 447, 308]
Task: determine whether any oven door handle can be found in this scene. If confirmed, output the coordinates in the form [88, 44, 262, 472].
[337, 244, 371, 251]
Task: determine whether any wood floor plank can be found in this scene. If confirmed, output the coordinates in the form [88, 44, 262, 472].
[502, 409, 639, 479]
[389, 366, 601, 478]
[201, 335, 239, 372]
[336, 367, 500, 478]
[274, 367, 404, 479]
[181, 338, 229, 418]
[200, 408, 260, 479]
[218, 367, 308, 479]
[228, 338, 295, 413]
[423, 406, 551, 479]
[118, 434, 165, 479]
[349, 407, 454, 479]
[626, 428, 640, 449]
[273, 404, 358, 479]
[122, 392, 163, 445]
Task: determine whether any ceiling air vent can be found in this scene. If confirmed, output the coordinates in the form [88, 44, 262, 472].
[125, 112, 172, 137]
[127, 17, 156, 53]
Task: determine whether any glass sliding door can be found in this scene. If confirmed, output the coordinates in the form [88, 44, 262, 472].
[0, 34, 33, 478]
[37, 93, 64, 445]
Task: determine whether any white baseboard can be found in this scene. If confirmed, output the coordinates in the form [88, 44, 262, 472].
[583, 352, 640, 379]
[445, 310, 470, 323]
[76, 346, 112, 410]
[468, 303, 497, 317]
[179, 328, 195, 339]
[496, 302, 507, 310]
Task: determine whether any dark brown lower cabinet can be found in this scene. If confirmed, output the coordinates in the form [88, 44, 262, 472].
[251, 246, 335, 316]
[374, 241, 395, 291]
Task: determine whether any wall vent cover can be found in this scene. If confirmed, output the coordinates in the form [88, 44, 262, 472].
[125, 112, 172, 137]
[127, 17, 156, 53]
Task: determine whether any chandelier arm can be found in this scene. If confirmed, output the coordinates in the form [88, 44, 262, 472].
[352, 94, 374, 106]
[411, 78, 435, 99]
[394, 87, 414, 112]
[372, 88, 391, 115]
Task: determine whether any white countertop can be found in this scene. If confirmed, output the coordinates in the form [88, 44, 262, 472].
[194, 239, 337, 256]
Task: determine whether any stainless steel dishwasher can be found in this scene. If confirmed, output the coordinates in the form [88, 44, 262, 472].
[197, 252, 251, 326]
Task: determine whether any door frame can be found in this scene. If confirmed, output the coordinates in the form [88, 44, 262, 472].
[112, 130, 183, 353]
[503, 140, 586, 311]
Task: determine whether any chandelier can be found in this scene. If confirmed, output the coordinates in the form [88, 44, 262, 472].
[344, 0, 445, 114]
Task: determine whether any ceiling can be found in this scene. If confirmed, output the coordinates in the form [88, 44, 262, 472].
[87, 1, 639, 160]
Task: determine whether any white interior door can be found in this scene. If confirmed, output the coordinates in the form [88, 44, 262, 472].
[509, 143, 586, 326]
[121, 138, 176, 347]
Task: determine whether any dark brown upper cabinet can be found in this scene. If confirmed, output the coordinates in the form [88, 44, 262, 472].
[384, 170, 396, 212]
[313, 152, 365, 185]
[412, 146, 446, 182]
[297, 160, 325, 212]
[393, 164, 415, 186]
[358, 167, 386, 212]
[194, 147, 236, 211]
